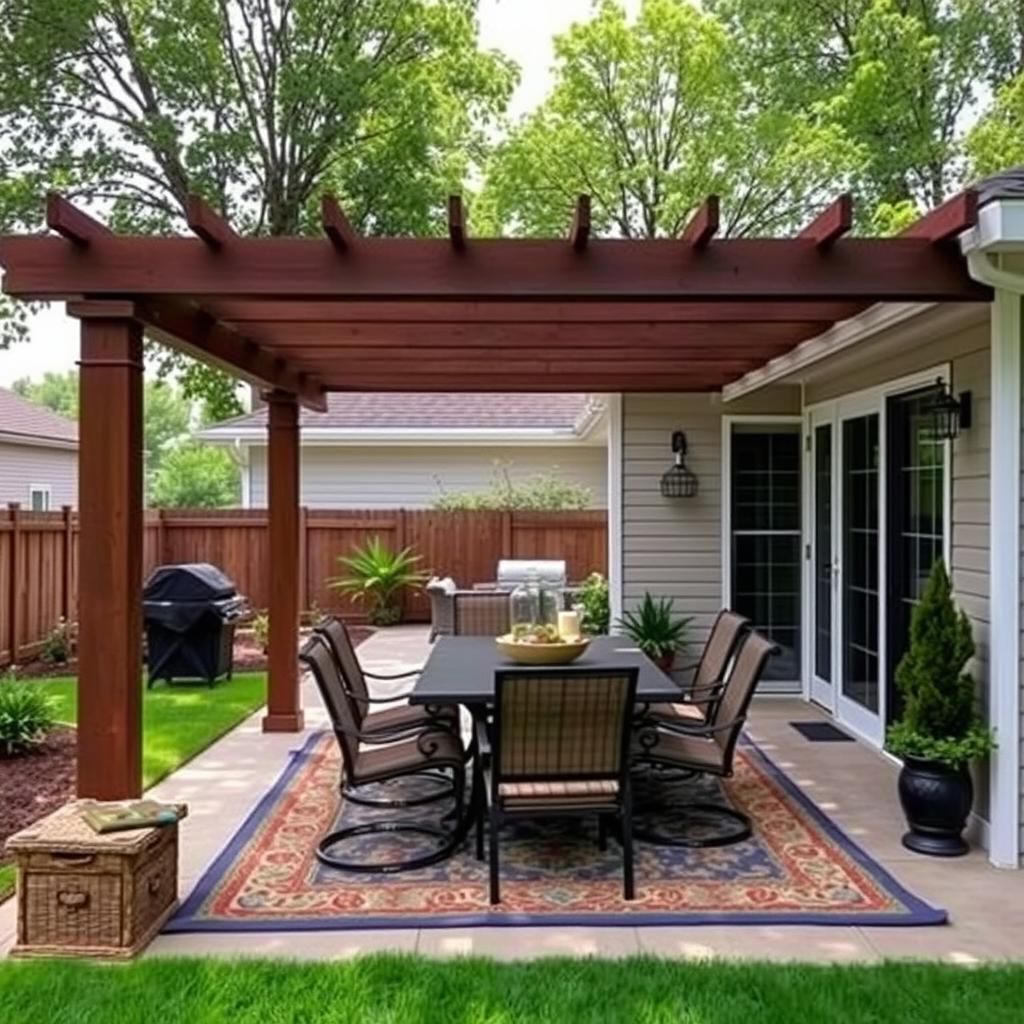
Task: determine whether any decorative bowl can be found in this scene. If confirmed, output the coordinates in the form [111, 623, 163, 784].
[495, 635, 590, 666]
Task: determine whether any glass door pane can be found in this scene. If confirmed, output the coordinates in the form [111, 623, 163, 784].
[814, 423, 833, 685]
[842, 413, 880, 714]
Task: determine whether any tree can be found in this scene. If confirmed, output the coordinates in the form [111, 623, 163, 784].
[0, 0, 516, 404]
[708, 0, 1019, 216]
[478, 0, 859, 239]
[148, 441, 240, 508]
[13, 369, 193, 487]
[967, 74, 1024, 176]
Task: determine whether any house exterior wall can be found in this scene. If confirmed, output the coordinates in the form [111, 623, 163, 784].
[0, 441, 77, 509]
[620, 386, 802, 694]
[246, 444, 608, 509]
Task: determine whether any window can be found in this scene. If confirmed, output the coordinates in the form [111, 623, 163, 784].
[729, 423, 802, 681]
[28, 486, 51, 511]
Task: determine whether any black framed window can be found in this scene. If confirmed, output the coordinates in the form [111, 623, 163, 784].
[730, 425, 801, 681]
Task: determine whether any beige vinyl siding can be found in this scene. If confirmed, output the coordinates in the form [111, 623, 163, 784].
[0, 441, 77, 509]
[247, 444, 608, 509]
[621, 387, 802, 694]
[805, 312, 992, 821]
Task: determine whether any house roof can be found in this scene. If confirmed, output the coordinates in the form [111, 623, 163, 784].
[201, 392, 603, 444]
[0, 387, 78, 447]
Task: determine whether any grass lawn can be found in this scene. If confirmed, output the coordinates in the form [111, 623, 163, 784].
[39, 672, 268, 788]
[0, 956, 1022, 1024]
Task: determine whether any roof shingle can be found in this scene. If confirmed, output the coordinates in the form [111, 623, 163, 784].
[0, 387, 78, 444]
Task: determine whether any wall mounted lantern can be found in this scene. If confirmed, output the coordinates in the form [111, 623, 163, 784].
[927, 377, 971, 440]
[660, 430, 698, 498]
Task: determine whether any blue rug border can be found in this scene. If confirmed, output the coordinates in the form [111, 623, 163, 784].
[166, 730, 948, 933]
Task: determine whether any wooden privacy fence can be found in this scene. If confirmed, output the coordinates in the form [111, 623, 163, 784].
[0, 505, 607, 665]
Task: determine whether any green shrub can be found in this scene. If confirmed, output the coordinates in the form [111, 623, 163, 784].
[616, 594, 691, 661]
[577, 572, 610, 634]
[433, 466, 592, 511]
[40, 616, 73, 664]
[328, 537, 426, 626]
[887, 559, 995, 768]
[0, 672, 58, 756]
[251, 611, 270, 653]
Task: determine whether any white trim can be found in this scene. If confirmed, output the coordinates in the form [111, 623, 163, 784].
[721, 414, 803, 689]
[722, 303, 934, 402]
[961, 199, 1024, 253]
[607, 394, 624, 627]
[28, 484, 52, 511]
[198, 426, 597, 447]
[988, 287, 1022, 868]
[0, 431, 77, 452]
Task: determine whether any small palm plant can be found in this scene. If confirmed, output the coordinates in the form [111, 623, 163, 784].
[328, 536, 427, 626]
[0, 670, 58, 757]
[616, 593, 692, 669]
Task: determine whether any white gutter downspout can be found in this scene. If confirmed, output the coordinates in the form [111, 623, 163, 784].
[967, 250, 1023, 868]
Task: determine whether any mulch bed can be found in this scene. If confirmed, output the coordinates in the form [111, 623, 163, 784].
[0, 727, 77, 855]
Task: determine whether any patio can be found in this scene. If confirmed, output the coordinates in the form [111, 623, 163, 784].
[3, 625, 1018, 963]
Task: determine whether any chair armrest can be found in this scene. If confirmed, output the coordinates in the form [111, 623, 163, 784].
[365, 668, 421, 681]
[657, 713, 746, 739]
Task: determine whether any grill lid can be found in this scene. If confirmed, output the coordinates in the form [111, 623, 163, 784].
[495, 560, 567, 588]
[143, 562, 237, 603]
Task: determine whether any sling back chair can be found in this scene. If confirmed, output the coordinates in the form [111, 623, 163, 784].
[633, 631, 777, 848]
[300, 634, 468, 874]
[479, 667, 639, 905]
[452, 591, 511, 637]
[315, 616, 459, 808]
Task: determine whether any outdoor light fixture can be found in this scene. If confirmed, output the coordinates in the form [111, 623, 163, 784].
[927, 377, 972, 441]
[660, 430, 698, 498]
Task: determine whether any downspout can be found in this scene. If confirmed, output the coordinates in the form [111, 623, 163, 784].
[965, 249, 1024, 868]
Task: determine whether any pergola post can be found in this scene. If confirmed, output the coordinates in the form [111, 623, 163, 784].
[75, 308, 144, 798]
[263, 390, 304, 732]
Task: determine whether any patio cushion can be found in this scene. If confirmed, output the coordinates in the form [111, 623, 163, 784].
[498, 779, 620, 811]
[352, 731, 465, 785]
[635, 730, 723, 772]
[650, 701, 706, 725]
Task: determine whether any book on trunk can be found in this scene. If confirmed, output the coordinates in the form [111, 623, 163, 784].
[79, 800, 187, 834]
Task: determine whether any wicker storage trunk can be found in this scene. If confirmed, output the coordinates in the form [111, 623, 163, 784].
[5, 802, 183, 959]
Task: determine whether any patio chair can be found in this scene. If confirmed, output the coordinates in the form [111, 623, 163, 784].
[453, 591, 511, 636]
[313, 616, 459, 808]
[299, 635, 469, 873]
[480, 667, 639, 905]
[426, 576, 457, 641]
[648, 609, 750, 730]
[633, 631, 777, 848]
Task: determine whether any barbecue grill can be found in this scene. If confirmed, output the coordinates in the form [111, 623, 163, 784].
[143, 563, 247, 687]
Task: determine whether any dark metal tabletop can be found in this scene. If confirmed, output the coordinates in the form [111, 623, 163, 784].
[410, 635, 680, 707]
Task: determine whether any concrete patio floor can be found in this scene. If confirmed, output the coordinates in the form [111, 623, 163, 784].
[2, 624, 1022, 963]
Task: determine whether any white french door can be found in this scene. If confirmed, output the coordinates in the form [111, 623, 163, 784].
[808, 408, 837, 710]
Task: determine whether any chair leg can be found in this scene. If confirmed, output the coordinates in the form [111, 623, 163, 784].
[488, 809, 501, 905]
[621, 801, 635, 902]
[598, 815, 608, 852]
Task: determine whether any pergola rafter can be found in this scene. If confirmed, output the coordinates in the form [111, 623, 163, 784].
[0, 187, 990, 799]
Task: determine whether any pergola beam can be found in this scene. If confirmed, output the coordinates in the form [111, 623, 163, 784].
[186, 195, 237, 249]
[681, 195, 719, 248]
[901, 189, 978, 242]
[448, 194, 466, 250]
[135, 299, 327, 411]
[321, 195, 358, 250]
[46, 193, 112, 247]
[798, 194, 853, 248]
[0, 236, 990, 301]
[569, 195, 591, 251]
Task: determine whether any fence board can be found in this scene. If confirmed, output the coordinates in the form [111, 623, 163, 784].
[0, 507, 608, 664]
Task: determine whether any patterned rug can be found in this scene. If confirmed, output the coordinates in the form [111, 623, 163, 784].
[168, 731, 946, 931]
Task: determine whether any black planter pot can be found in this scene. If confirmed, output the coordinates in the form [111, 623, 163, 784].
[897, 755, 973, 857]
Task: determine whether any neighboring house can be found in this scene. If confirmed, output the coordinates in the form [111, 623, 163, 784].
[199, 393, 607, 509]
[0, 387, 77, 509]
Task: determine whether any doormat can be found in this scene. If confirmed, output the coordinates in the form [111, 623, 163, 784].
[790, 721, 856, 742]
[166, 731, 945, 932]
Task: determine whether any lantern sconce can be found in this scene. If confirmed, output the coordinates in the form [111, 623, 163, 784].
[660, 430, 699, 498]
[927, 377, 972, 441]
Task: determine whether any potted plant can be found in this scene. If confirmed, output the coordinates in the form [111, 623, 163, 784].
[328, 536, 427, 627]
[576, 571, 610, 635]
[616, 593, 691, 671]
[887, 559, 995, 857]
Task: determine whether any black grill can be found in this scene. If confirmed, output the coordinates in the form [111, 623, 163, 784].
[143, 563, 248, 687]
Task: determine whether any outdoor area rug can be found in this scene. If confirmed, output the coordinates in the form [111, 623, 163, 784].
[167, 731, 947, 932]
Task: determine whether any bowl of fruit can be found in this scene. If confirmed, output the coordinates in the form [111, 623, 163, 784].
[496, 623, 591, 666]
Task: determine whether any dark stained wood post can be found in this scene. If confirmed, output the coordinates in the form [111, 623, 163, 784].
[61, 504, 74, 623]
[264, 391, 304, 732]
[76, 311, 144, 798]
[7, 502, 20, 664]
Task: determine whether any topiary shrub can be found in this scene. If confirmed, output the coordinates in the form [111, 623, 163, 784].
[0, 671, 58, 756]
[577, 572, 610, 635]
[887, 559, 995, 768]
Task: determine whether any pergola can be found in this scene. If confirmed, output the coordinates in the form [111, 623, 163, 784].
[0, 188, 989, 799]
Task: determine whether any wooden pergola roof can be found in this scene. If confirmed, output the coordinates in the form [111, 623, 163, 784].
[0, 190, 991, 409]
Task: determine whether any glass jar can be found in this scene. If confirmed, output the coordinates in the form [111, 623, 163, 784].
[536, 577, 560, 628]
[510, 572, 541, 633]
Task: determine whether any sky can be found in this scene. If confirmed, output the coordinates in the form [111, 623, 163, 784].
[0, 0, 642, 389]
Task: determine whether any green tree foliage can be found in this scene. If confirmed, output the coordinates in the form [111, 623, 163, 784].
[12, 370, 77, 418]
[967, 74, 1024, 176]
[479, 0, 861, 238]
[433, 467, 592, 511]
[148, 441, 240, 508]
[0, 0, 516, 401]
[708, 0, 1021, 217]
[888, 559, 994, 767]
